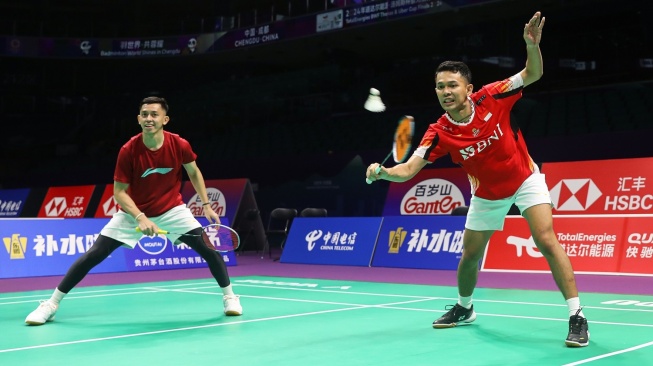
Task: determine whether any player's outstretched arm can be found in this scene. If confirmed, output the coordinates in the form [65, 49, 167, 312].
[367, 155, 428, 183]
[520, 11, 545, 87]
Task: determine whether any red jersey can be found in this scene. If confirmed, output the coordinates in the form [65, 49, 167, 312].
[415, 74, 538, 200]
[114, 131, 197, 216]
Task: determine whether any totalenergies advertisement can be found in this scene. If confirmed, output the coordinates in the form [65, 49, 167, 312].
[382, 167, 471, 216]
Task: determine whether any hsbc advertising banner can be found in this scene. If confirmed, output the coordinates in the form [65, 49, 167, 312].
[382, 168, 471, 216]
[543, 157, 653, 214]
[181, 179, 247, 222]
[280, 217, 382, 266]
[0, 217, 235, 279]
[38, 185, 96, 218]
[94, 184, 120, 218]
[371, 216, 465, 270]
[481, 215, 653, 276]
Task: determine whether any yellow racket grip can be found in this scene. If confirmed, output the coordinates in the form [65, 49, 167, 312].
[135, 227, 169, 234]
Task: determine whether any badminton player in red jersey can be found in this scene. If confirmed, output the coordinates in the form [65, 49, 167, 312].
[25, 96, 242, 325]
[366, 12, 589, 347]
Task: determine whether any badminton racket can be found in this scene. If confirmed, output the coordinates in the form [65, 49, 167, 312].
[136, 224, 240, 252]
[366, 115, 415, 184]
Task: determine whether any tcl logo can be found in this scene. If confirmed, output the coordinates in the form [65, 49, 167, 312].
[506, 235, 542, 258]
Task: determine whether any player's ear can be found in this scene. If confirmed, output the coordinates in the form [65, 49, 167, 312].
[163, 115, 170, 125]
[466, 83, 474, 95]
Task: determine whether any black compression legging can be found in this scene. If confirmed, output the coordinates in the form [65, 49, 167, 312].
[57, 230, 231, 294]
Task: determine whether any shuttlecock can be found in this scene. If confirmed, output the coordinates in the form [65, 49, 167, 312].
[364, 88, 386, 112]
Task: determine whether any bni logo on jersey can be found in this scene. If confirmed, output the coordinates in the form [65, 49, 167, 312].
[550, 179, 602, 211]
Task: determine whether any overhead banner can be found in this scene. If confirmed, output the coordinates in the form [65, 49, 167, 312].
[481, 215, 653, 276]
[371, 215, 465, 270]
[280, 217, 382, 266]
[37, 185, 97, 218]
[0, 218, 235, 279]
[382, 167, 471, 216]
[0, 188, 30, 217]
[542, 157, 653, 214]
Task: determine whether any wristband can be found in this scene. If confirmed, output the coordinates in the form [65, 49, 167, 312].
[135, 212, 145, 220]
[202, 202, 211, 206]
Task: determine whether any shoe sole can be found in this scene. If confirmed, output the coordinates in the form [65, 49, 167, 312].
[565, 331, 590, 347]
[432, 312, 477, 328]
[224, 310, 242, 316]
[25, 317, 54, 326]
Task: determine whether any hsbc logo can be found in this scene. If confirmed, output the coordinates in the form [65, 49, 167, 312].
[506, 235, 543, 258]
[550, 179, 602, 211]
[45, 197, 67, 216]
[102, 196, 119, 216]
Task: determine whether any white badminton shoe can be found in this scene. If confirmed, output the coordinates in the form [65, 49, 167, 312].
[25, 300, 58, 325]
[223, 295, 242, 316]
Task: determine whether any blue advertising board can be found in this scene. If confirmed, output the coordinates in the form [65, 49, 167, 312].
[0, 218, 235, 279]
[280, 217, 383, 266]
[371, 216, 465, 270]
[0, 188, 30, 217]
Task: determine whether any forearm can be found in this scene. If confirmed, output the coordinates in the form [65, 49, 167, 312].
[382, 163, 420, 182]
[114, 189, 142, 218]
[188, 171, 211, 204]
[525, 44, 543, 79]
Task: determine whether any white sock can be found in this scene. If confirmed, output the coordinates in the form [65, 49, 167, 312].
[221, 284, 235, 296]
[566, 297, 585, 317]
[458, 295, 473, 309]
[49, 288, 66, 306]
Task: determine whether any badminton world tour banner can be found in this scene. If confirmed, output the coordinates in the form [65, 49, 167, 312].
[371, 215, 465, 270]
[382, 168, 471, 216]
[0, 218, 235, 279]
[281, 217, 382, 266]
[481, 215, 653, 276]
[542, 157, 653, 214]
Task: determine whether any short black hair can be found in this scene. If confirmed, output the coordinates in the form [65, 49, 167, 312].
[139, 96, 169, 113]
[435, 61, 472, 84]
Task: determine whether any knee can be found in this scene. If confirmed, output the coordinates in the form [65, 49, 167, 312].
[532, 229, 560, 257]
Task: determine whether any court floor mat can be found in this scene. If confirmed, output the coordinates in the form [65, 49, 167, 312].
[1, 276, 652, 366]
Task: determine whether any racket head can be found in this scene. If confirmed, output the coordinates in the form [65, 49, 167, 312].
[391, 115, 415, 163]
[200, 224, 241, 252]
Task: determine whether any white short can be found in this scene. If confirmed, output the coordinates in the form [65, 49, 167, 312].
[465, 173, 552, 231]
[100, 204, 201, 248]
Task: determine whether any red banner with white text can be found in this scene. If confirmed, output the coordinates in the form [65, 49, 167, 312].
[481, 215, 653, 276]
[542, 157, 653, 214]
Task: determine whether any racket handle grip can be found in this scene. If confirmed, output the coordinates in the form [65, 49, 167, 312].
[366, 165, 383, 184]
[135, 227, 168, 234]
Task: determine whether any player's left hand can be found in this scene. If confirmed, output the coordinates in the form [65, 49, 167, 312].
[523, 11, 545, 46]
[203, 205, 221, 224]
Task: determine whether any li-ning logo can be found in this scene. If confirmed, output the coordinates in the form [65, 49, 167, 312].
[459, 125, 504, 160]
[506, 235, 543, 258]
[549, 179, 602, 211]
[141, 168, 173, 178]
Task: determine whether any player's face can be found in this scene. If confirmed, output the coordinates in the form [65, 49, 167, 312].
[435, 71, 473, 114]
[138, 103, 169, 135]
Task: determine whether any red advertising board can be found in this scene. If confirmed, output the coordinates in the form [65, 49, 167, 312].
[38, 185, 96, 218]
[482, 215, 653, 276]
[542, 157, 653, 214]
[94, 184, 120, 218]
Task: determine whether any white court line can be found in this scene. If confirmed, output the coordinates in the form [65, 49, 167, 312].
[562, 340, 653, 365]
[0, 298, 424, 354]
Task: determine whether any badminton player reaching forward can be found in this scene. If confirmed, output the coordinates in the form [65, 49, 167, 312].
[366, 11, 589, 347]
[25, 96, 243, 325]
